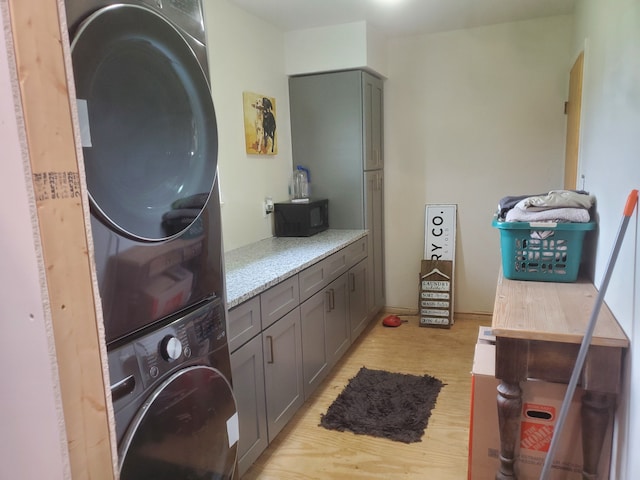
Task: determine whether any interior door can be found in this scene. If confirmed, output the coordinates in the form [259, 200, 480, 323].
[564, 51, 584, 190]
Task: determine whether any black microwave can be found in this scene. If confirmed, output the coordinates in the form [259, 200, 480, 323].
[274, 198, 329, 237]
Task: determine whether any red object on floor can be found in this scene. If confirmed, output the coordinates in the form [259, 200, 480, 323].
[382, 315, 402, 327]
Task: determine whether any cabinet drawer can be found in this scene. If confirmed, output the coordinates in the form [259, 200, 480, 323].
[343, 236, 368, 268]
[299, 250, 348, 302]
[260, 276, 300, 329]
[228, 296, 261, 353]
[299, 238, 368, 303]
[299, 259, 329, 303]
[324, 247, 350, 282]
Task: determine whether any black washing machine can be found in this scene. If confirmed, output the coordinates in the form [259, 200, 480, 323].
[64, 1, 238, 477]
[65, 0, 224, 346]
[108, 297, 238, 479]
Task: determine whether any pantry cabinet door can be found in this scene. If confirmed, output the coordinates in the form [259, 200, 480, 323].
[348, 259, 369, 341]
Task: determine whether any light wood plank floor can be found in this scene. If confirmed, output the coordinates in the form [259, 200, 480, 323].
[241, 312, 489, 480]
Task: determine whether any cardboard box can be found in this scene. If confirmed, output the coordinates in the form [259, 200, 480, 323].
[468, 340, 613, 479]
[477, 325, 495, 344]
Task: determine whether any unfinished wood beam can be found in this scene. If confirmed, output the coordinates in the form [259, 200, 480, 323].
[5, 0, 115, 477]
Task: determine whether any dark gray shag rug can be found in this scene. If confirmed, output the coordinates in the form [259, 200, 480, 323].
[319, 366, 445, 443]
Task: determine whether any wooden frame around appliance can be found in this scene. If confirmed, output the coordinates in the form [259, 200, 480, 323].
[5, 0, 116, 477]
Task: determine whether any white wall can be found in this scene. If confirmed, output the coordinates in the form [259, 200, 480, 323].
[204, 1, 390, 252]
[0, 3, 69, 477]
[285, 21, 389, 78]
[203, 0, 294, 252]
[572, 0, 640, 477]
[285, 21, 368, 75]
[384, 15, 573, 313]
[206, 2, 574, 313]
[5, 0, 636, 476]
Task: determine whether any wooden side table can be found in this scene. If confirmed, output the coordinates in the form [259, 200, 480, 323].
[491, 270, 628, 479]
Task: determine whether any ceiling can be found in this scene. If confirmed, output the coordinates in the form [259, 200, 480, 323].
[226, 0, 576, 38]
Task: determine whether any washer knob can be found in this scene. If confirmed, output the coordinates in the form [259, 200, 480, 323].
[160, 335, 183, 361]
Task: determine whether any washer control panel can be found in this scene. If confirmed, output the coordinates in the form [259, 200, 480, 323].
[160, 335, 183, 361]
[130, 297, 225, 388]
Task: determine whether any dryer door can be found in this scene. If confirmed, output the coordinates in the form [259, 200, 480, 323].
[119, 365, 238, 479]
[70, 4, 218, 241]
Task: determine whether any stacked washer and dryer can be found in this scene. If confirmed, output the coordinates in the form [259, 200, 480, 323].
[64, 1, 238, 478]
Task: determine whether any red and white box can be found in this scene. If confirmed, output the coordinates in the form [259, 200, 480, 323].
[468, 330, 613, 479]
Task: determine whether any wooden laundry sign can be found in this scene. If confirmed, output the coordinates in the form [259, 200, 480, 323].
[421, 204, 457, 327]
[419, 260, 453, 327]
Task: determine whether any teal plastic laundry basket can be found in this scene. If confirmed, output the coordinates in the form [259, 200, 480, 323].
[492, 217, 595, 282]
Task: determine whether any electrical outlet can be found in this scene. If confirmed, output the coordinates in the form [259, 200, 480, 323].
[264, 196, 274, 216]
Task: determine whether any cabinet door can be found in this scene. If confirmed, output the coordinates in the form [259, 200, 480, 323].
[348, 259, 369, 341]
[299, 290, 329, 399]
[325, 274, 349, 369]
[263, 307, 304, 442]
[229, 335, 267, 477]
[362, 72, 383, 171]
[365, 170, 385, 314]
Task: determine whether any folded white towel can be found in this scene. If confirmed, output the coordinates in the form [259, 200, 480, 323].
[505, 207, 591, 223]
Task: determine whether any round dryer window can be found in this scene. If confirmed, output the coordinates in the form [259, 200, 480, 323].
[119, 366, 238, 479]
[71, 4, 218, 241]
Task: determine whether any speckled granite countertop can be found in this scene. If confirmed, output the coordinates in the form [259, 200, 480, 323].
[224, 229, 367, 309]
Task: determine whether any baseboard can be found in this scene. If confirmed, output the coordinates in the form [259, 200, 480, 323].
[382, 306, 417, 316]
[454, 311, 493, 322]
[381, 307, 493, 323]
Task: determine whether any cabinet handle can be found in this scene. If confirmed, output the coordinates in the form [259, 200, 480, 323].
[266, 335, 274, 364]
[349, 272, 356, 292]
[325, 290, 332, 312]
[330, 289, 335, 310]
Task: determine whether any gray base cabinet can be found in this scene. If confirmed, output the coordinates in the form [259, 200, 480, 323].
[299, 237, 367, 400]
[300, 288, 328, 398]
[228, 235, 372, 476]
[325, 274, 349, 368]
[229, 334, 267, 476]
[228, 278, 302, 477]
[300, 273, 350, 400]
[262, 307, 304, 442]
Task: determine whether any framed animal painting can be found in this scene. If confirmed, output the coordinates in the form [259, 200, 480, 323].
[243, 91, 277, 155]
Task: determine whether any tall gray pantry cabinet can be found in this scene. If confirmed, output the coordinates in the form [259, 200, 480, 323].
[289, 70, 385, 315]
